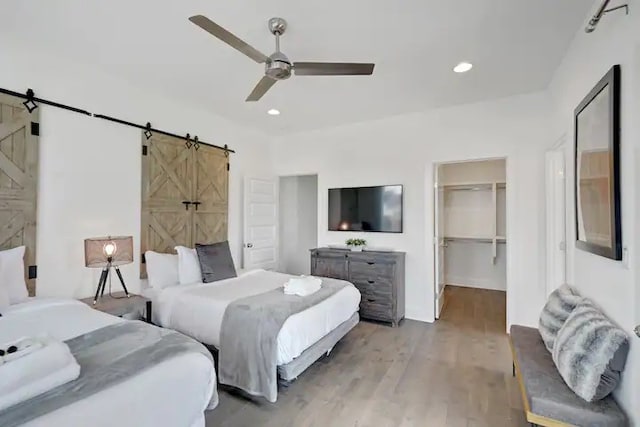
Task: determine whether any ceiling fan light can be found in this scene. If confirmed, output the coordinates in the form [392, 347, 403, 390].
[267, 109, 280, 116]
[453, 62, 473, 73]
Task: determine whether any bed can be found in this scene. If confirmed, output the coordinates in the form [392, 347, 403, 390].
[143, 269, 360, 388]
[0, 298, 217, 427]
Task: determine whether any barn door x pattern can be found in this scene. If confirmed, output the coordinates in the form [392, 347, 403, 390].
[0, 93, 39, 295]
[141, 133, 228, 274]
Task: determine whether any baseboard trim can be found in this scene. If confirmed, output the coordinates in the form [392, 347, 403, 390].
[446, 280, 506, 292]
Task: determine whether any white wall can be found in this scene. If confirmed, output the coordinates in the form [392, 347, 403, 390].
[548, 1, 640, 422]
[440, 158, 506, 185]
[278, 175, 318, 275]
[444, 241, 507, 291]
[272, 92, 551, 325]
[0, 37, 274, 298]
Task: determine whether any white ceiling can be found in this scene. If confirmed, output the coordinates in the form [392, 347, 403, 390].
[1, 0, 594, 134]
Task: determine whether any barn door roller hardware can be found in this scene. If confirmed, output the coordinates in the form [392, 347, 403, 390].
[0, 86, 235, 154]
[585, 0, 629, 33]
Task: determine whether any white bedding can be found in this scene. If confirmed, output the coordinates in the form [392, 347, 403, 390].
[0, 298, 216, 427]
[145, 269, 361, 365]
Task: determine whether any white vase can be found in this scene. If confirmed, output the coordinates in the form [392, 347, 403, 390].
[350, 245, 364, 252]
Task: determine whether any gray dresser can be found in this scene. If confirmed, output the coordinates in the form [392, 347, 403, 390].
[310, 248, 405, 327]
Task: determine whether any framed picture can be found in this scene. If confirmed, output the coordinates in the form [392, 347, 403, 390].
[574, 65, 622, 260]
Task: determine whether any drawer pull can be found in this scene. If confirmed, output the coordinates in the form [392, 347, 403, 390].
[367, 280, 375, 284]
[367, 262, 375, 265]
[367, 298, 375, 303]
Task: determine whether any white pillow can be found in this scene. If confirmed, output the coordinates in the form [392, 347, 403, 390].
[0, 286, 10, 312]
[174, 246, 202, 285]
[0, 246, 28, 304]
[145, 251, 179, 289]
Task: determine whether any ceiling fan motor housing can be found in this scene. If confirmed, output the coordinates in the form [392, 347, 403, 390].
[266, 51, 292, 80]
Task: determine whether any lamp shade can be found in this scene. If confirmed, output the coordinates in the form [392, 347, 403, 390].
[84, 236, 134, 268]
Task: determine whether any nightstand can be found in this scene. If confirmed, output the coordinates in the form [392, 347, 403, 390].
[79, 292, 152, 323]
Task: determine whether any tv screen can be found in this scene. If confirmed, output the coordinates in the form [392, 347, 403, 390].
[328, 185, 403, 233]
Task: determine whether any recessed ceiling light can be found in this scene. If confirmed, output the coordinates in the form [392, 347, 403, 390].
[267, 109, 280, 116]
[453, 62, 473, 73]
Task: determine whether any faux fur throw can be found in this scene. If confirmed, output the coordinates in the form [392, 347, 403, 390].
[552, 299, 630, 402]
[538, 284, 581, 352]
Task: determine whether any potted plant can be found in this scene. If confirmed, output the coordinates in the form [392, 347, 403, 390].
[346, 238, 367, 252]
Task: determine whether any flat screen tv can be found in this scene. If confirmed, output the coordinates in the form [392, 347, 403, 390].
[328, 185, 403, 233]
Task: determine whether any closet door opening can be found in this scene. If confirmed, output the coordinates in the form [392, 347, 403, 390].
[278, 175, 318, 275]
[433, 158, 507, 323]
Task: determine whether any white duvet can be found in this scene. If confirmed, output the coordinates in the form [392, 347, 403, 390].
[0, 298, 216, 427]
[147, 269, 361, 365]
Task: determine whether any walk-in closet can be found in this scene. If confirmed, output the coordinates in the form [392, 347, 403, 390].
[434, 158, 507, 319]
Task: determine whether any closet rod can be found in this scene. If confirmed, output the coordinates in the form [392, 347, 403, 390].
[0, 86, 235, 154]
[444, 236, 507, 243]
[445, 186, 489, 192]
[445, 236, 492, 243]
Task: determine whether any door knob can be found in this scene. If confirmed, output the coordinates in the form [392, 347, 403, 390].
[635, 325, 640, 338]
[246, 243, 253, 248]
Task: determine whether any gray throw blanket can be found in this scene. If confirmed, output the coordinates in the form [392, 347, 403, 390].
[218, 279, 348, 402]
[0, 321, 217, 427]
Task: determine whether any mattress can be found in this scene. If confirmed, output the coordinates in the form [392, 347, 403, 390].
[0, 298, 216, 427]
[144, 269, 361, 365]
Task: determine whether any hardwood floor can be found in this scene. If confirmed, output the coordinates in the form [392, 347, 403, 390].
[205, 286, 528, 427]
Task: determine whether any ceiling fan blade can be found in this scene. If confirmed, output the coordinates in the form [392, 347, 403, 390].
[293, 62, 375, 76]
[246, 76, 277, 102]
[189, 15, 269, 64]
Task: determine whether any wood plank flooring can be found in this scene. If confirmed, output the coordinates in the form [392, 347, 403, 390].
[205, 286, 528, 427]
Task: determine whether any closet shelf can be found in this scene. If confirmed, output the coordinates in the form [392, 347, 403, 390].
[442, 181, 506, 191]
[444, 236, 507, 243]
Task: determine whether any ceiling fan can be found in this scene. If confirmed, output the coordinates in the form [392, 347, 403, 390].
[188, 15, 375, 102]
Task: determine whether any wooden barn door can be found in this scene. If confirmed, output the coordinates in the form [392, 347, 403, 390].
[0, 94, 39, 295]
[192, 146, 228, 244]
[141, 134, 192, 276]
[141, 133, 229, 276]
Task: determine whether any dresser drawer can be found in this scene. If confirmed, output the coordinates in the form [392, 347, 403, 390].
[360, 296, 393, 320]
[349, 260, 394, 281]
[352, 279, 392, 299]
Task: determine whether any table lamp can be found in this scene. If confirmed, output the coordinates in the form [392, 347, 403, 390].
[84, 236, 133, 304]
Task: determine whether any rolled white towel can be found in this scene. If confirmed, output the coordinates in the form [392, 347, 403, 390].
[284, 275, 322, 296]
[0, 336, 80, 411]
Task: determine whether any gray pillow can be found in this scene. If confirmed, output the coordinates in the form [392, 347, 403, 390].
[538, 284, 581, 352]
[195, 241, 237, 283]
[552, 298, 629, 402]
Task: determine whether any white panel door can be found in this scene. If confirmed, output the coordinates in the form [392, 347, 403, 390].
[434, 165, 447, 319]
[243, 177, 278, 270]
[545, 149, 566, 296]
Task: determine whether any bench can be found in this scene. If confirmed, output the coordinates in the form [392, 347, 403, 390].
[509, 325, 628, 427]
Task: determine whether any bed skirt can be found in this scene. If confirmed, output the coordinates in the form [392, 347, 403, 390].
[277, 312, 359, 381]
